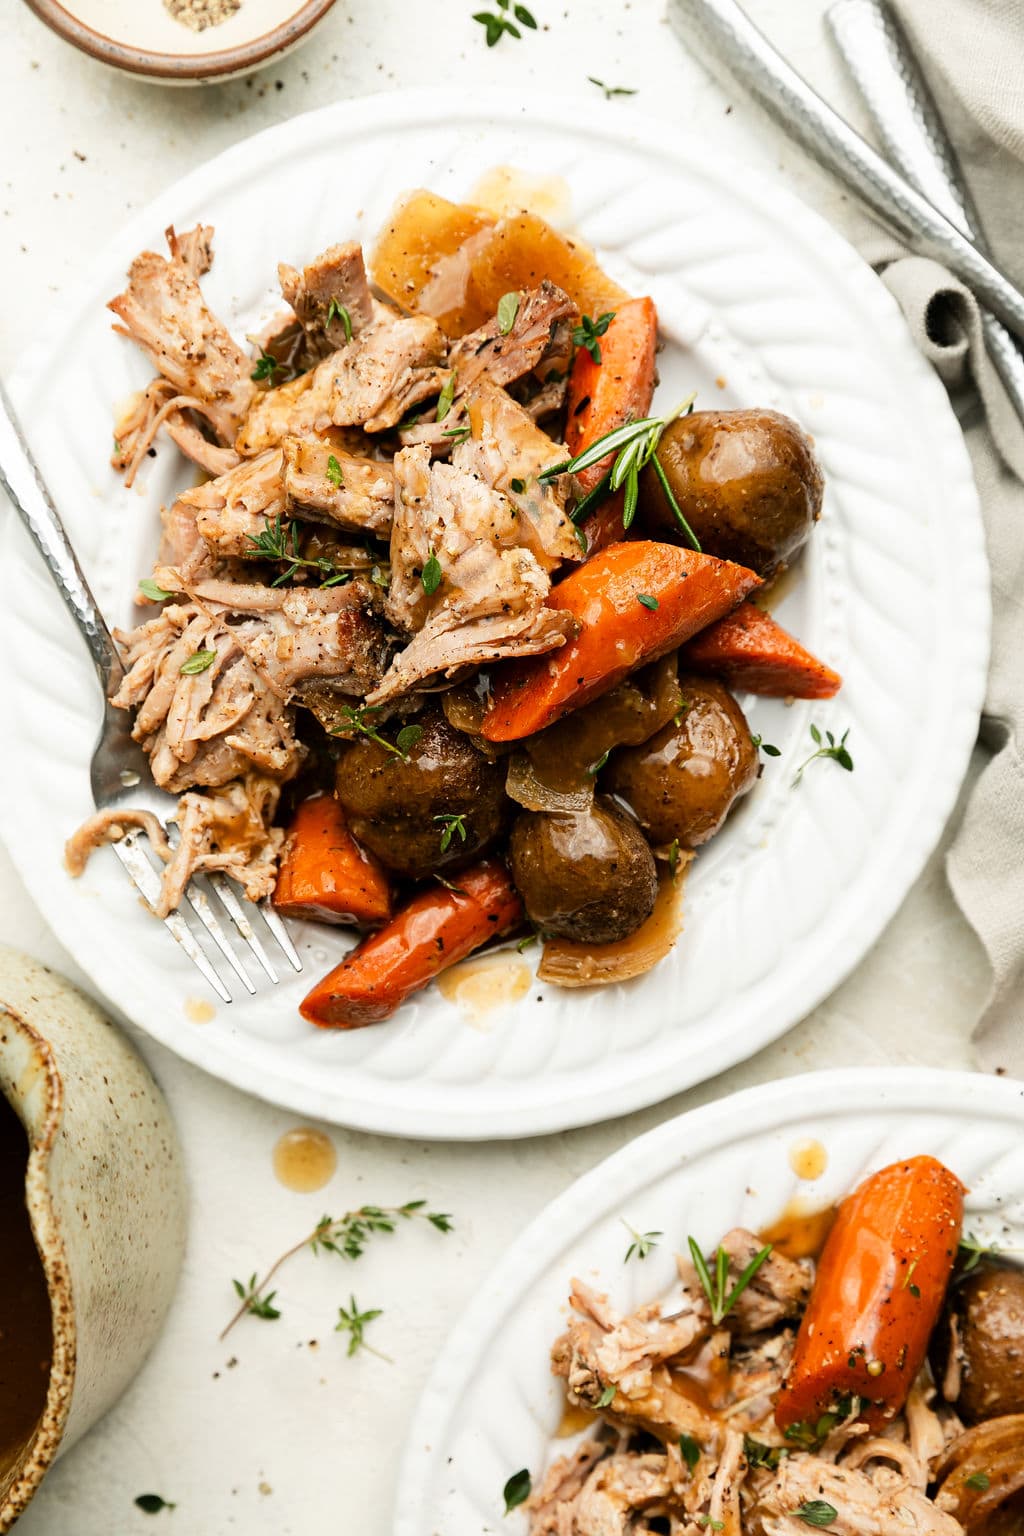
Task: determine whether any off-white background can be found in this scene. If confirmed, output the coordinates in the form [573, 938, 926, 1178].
[0, 3, 993, 1532]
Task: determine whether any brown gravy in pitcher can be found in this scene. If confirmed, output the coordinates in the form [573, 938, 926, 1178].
[0, 1094, 52, 1477]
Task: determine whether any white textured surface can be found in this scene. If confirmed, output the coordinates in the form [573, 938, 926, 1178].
[0, 2, 997, 1532]
[400, 1069, 1024, 1533]
[0, 91, 988, 1137]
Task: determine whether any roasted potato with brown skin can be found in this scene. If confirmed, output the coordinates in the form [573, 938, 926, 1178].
[335, 706, 509, 880]
[946, 1265, 1024, 1422]
[510, 797, 658, 945]
[639, 409, 823, 579]
[604, 676, 757, 848]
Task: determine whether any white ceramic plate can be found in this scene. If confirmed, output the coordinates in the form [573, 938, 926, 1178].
[0, 92, 988, 1139]
[397, 1068, 1024, 1532]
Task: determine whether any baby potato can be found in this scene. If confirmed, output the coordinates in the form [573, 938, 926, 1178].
[640, 408, 823, 579]
[604, 677, 757, 848]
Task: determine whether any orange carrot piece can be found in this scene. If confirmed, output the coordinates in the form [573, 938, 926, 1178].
[565, 297, 658, 495]
[272, 795, 391, 928]
[481, 541, 761, 742]
[298, 860, 523, 1029]
[775, 1156, 965, 1435]
[682, 600, 841, 699]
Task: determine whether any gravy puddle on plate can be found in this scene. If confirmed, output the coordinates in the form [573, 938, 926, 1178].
[438, 954, 533, 1028]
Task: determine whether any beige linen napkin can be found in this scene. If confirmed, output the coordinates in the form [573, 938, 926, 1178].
[869, 0, 1024, 1070]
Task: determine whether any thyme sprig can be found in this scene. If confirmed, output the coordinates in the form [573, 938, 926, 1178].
[541, 395, 701, 547]
[687, 1236, 773, 1326]
[246, 514, 351, 588]
[588, 77, 638, 100]
[221, 1201, 453, 1339]
[336, 1296, 385, 1358]
[473, 0, 536, 46]
[434, 812, 469, 852]
[622, 1221, 662, 1263]
[573, 310, 616, 364]
[250, 346, 282, 383]
[792, 724, 854, 786]
[329, 704, 421, 760]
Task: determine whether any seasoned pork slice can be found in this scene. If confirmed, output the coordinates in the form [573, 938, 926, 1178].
[747, 1455, 963, 1536]
[458, 380, 579, 568]
[709, 1231, 813, 1335]
[113, 377, 243, 486]
[282, 434, 394, 537]
[447, 281, 577, 394]
[278, 241, 375, 356]
[555, 1453, 678, 1536]
[328, 312, 448, 432]
[180, 448, 287, 561]
[112, 603, 303, 793]
[109, 224, 255, 445]
[367, 603, 571, 706]
[236, 367, 333, 456]
[158, 774, 285, 916]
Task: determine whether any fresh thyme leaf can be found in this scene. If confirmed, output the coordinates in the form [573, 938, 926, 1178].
[510, 477, 526, 494]
[965, 1473, 990, 1491]
[245, 513, 348, 587]
[678, 1433, 700, 1472]
[622, 1221, 662, 1263]
[517, 930, 538, 952]
[180, 648, 216, 676]
[497, 291, 520, 335]
[572, 310, 616, 364]
[636, 593, 659, 611]
[473, 8, 523, 44]
[903, 1258, 920, 1296]
[436, 371, 457, 421]
[959, 1233, 999, 1273]
[434, 812, 468, 853]
[514, 2, 537, 24]
[792, 724, 854, 786]
[697, 1519, 724, 1531]
[139, 577, 173, 602]
[135, 1494, 176, 1514]
[335, 1295, 383, 1358]
[371, 564, 390, 589]
[668, 838, 681, 878]
[587, 749, 610, 775]
[588, 77, 638, 99]
[751, 734, 781, 757]
[395, 724, 424, 757]
[743, 1436, 784, 1470]
[250, 346, 281, 383]
[326, 298, 353, 342]
[231, 1273, 281, 1320]
[597, 1384, 617, 1407]
[794, 1502, 838, 1528]
[503, 1468, 532, 1514]
[421, 550, 442, 595]
[330, 704, 418, 760]
[326, 454, 344, 488]
[687, 1236, 773, 1326]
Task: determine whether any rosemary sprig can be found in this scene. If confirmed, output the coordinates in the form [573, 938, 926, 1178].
[335, 1296, 385, 1358]
[434, 812, 469, 852]
[220, 1201, 453, 1339]
[622, 1221, 662, 1263]
[687, 1236, 773, 1326]
[540, 396, 701, 548]
[245, 514, 351, 588]
[792, 724, 854, 786]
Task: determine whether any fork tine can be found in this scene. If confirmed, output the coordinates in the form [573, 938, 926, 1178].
[259, 902, 303, 973]
[184, 881, 256, 995]
[112, 835, 231, 1004]
[207, 873, 279, 983]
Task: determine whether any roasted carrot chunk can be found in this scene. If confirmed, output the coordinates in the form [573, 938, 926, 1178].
[480, 541, 760, 742]
[682, 600, 841, 699]
[566, 298, 658, 489]
[298, 860, 523, 1029]
[775, 1155, 965, 1435]
[272, 795, 391, 928]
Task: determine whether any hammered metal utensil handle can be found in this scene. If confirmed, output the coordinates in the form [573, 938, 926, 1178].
[0, 379, 123, 693]
[668, 0, 1024, 344]
[826, 0, 1024, 432]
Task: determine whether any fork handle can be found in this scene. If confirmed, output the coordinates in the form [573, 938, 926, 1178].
[0, 378, 124, 694]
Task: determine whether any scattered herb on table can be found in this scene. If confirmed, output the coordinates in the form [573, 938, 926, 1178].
[588, 77, 638, 99]
[792, 724, 854, 786]
[572, 310, 616, 365]
[179, 648, 216, 676]
[503, 1467, 532, 1514]
[231, 1274, 281, 1321]
[134, 1493, 176, 1514]
[622, 1221, 662, 1263]
[221, 1201, 453, 1339]
[473, 0, 537, 46]
[434, 812, 469, 852]
[687, 1235, 773, 1326]
[336, 1295, 385, 1358]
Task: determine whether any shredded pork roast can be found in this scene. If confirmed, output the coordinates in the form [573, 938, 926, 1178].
[70, 219, 586, 912]
[529, 1228, 983, 1536]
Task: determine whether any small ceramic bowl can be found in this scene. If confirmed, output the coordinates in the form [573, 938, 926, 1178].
[0, 950, 186, 1532]
[22, 0, 338, 85]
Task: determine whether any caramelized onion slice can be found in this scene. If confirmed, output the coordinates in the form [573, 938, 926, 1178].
[936, 1415, 1024, 1530]
[538, 863, 691, 987]
[505, 752, 593, 814]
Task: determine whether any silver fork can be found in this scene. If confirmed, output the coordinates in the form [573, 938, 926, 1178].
[0, 379, 302, 1003]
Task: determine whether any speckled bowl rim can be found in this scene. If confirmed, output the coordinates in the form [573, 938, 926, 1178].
[0, 1008, 75, 1532]
[21, 0, 338, 83]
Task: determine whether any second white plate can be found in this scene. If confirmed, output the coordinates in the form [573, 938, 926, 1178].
[0, 91, 988, 1137]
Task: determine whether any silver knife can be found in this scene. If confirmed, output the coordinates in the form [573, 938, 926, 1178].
[667, 0, 1024, 346]
[826, 0, 1024, 430]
